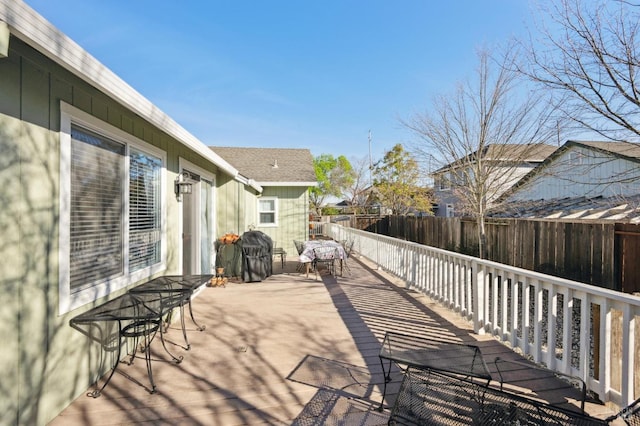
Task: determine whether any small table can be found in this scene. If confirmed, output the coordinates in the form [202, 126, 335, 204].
[378, 331, 492, 410]
[70, 291, 185, 397]
[129, 274, 213, 351]
[71, 274, 212, 397]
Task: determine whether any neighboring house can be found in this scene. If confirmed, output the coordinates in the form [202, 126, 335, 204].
[491, 140, 640, 221]
[210, 147, 317, 255]
[0, 3, 293, 424]
[498, 141, 640, 202]
[431, 144, 557, 217]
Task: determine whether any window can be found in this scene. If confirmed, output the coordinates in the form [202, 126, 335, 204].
[569, 151, 584, 166]
[69, 126, 125, 292]
[258, 198, 277, 226]
[128, 149, 162, 272]
[437, 174, 451, 190]
[60, 104, 165, 313]
[446, 204, 455, 217]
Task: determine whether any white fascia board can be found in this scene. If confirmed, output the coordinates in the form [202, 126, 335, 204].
[235, 175, 262, 193]
[0, 1, 239, 179]
[256, 181, 318, 187]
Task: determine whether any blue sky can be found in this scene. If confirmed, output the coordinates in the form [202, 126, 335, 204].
[26, 0, 535, 163]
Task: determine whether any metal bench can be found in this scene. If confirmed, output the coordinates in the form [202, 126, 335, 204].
[378, 332, 491, 411]
[388, 367, 609, 425]
[606, 397, 640, 425]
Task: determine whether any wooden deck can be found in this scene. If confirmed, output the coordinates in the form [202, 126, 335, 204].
[49, 255, 620, 425]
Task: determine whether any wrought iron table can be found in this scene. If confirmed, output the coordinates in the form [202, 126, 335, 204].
[128, 274, 213, 351]
[70, 274, 212, 397]
[70, 291, 184, 397]
[378, 332, 492, 411]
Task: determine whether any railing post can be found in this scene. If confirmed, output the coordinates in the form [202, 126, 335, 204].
[472, 259, 486, 335]
[376, 234, 381, 270]
[621, 303, 635, 406]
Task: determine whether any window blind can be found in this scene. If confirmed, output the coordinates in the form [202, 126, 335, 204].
[70, 126, 125, 292]
[129, 150, 161, 272]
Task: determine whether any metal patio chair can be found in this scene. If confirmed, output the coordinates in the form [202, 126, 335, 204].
[272, 241, 287, 269]
[312, 245, 339, 279]
[340, 239, 355, 275]
[293, 240, 306, 272]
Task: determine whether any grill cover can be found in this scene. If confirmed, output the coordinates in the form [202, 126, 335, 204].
[240, 231, 273, 282]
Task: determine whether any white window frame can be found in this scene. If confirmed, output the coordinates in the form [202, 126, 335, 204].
[437, 174, 451, 191]
[257, 197, 278, 227]
[59, 102, 167, 314]
[569, 151, 584, 166]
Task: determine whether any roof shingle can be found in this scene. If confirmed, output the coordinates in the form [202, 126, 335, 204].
[210, 146, 317, 185]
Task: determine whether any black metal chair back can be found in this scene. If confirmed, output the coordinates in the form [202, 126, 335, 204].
[312, 245, 339, 279]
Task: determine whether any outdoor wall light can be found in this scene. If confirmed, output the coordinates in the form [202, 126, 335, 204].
[174, 171, 193, 202]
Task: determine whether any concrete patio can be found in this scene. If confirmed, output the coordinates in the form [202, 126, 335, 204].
[49, 255, 619, 425]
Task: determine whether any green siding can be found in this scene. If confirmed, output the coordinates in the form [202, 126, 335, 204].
[0, 51, 20, 116]
[216, 173, 244, 236]
[256, 186, 310, 256]
[0, 36, 237, 425]
[0, 34, 311, 425]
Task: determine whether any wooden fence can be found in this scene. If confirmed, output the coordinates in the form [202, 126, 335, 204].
[339, 215, 640, 293]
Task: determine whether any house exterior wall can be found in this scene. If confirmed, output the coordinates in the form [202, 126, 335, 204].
[433, 164, 537, 217]
[255, 186, 310, 256]
[507, 146, 640, 201]
[215, 172, 250, 237]
[0, 36, 233, 425]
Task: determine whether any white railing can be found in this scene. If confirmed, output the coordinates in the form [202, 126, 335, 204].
[327, 223, 640, 408]
[309, 221, 326, 239]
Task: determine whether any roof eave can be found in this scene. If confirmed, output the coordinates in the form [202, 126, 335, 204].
[256, 181, 318, 187]
[0, 1, 240, 179]
[233, 175, 263, 193]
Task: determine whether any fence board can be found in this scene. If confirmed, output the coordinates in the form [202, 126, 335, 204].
[355, 215, 619, 291]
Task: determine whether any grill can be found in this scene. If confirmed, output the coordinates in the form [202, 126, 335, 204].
[241, 231, 273, 282]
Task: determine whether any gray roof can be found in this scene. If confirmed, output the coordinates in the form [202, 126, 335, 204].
[571, 141, 640, 160]
[210, 147, 317, 186]
[434, 143, 557, 174]
[483, 143, 558, 161]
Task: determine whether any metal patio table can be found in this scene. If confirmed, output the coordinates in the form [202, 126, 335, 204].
[299, 240, 347, 278]
[128, 274, 213, 352]
[70, 291, 185, 397]
[378, 331, 492, 411]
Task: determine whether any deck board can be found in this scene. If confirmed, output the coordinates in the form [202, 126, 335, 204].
[49, 255, 619, 425]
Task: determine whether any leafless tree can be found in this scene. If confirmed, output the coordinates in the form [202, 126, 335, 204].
[343, 156, 371, 214]
[521, 0, 640, 141]
[402, 46, 564, 258]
